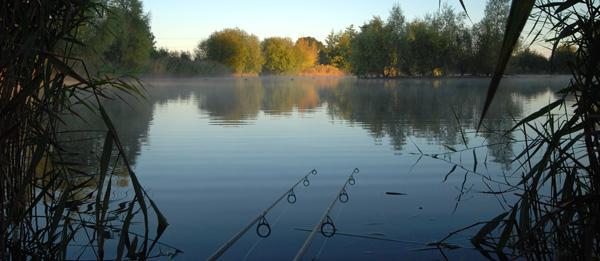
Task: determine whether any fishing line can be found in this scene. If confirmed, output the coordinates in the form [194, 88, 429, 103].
[314, 202, 346, 260]
[242, 202, 292, 261]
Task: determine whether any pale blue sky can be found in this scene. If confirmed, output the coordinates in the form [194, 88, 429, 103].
[143, 0, 487, 52]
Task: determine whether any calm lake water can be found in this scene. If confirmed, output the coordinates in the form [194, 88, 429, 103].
[69, 76, 568, 260]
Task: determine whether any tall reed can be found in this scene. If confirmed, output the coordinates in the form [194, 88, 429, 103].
[0, 1, 170, 259]
[434, 0, 600, 259]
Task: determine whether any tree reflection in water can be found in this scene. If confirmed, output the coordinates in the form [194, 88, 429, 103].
[86, 76, 563, 168]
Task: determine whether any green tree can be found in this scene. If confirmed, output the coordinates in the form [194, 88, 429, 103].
[351, 17, 392, 77]
[323, 26, 356, 72]
[511, 48, 549, 74]
[347, 4, 471, 77]
[262, 37, 298, 74]
[455, 26, 474, 75]
[244, 35, 264, 73]
[551, 45, 576, 74]
[472, 0, 510, 75]
[432, 5, 469, 75]
[201, 28, 263, 74]
[76, 0, 154, 73]
[386, 4, 408, 75]
[404, 19, 440, 75]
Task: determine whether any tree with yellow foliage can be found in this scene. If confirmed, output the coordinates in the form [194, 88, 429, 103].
[294, 38, 319, 70]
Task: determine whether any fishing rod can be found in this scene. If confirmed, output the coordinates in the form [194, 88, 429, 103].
[292, 168, 359, 261]
[207, 169, 318, 261]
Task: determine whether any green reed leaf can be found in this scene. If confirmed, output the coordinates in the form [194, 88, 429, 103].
[478, 0, 535, 130]
[510, 99, 563, 132]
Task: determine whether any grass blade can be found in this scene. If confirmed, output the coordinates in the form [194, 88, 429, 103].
[477, 0, 535, 130]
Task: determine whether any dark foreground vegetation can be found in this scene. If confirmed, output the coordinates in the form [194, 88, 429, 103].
[71, 0, 574, 77]
[0, 0, 173, 259]
[426, 0, 599, 260]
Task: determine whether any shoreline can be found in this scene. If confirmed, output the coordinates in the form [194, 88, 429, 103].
[139, 74, 571, 81]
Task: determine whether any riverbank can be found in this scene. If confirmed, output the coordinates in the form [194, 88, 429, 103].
[139, 74, 570, 82]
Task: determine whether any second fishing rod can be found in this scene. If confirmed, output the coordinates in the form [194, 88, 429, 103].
[292, 168, 360, 261]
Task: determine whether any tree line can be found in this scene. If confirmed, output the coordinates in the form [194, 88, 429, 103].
[194, 29, 326, 75]
[75, 0, 575, 77]
[321, 0, 574, 77]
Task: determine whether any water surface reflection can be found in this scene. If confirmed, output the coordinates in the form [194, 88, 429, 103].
[70, 76, 566, 259]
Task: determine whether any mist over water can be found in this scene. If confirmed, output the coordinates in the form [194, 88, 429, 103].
[66, 76, 567, 259]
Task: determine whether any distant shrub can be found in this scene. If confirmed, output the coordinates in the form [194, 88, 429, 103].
[298, 65, 346, 76]
[200, 28, 264, 74]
